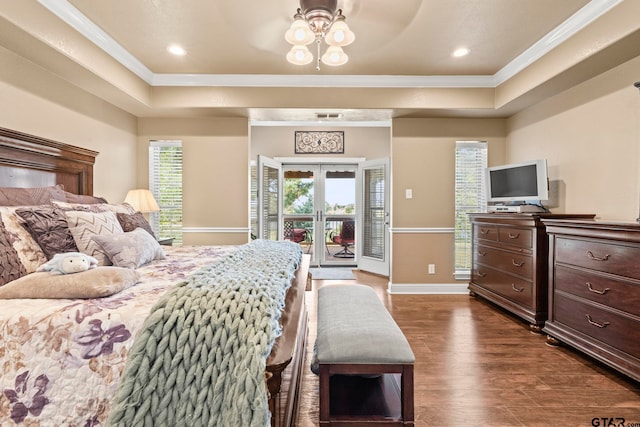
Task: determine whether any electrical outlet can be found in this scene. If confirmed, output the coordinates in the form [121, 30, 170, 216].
[405, 188, 413, 199]
[428, 264, 435, 275]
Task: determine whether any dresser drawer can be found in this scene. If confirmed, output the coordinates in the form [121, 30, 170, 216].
[555, 237, 640, 279]
[475, 224, 498, 242]
[553, 293, 640, 358]
[472, 264, 533, 307]
[498, 227, 532, 249]
[554, 265, 640, 316]
[474, 245, 532, 278]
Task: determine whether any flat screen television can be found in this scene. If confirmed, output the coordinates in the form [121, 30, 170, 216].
[486, 159, 549, 203]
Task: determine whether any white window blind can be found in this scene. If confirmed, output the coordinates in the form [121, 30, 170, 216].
[149, 140, 183, 244]
[363, 166, 385, 259]
[454, 141, 488, 278]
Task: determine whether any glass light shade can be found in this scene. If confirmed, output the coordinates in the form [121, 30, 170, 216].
[287, 45, 313, 65]
[324, 19, 354, 47]
[321, 45, 348, 66]
[124, 189, 160, 213]
[285, 18, 315, 45]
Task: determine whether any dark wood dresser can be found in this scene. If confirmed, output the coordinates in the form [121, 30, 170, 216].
[542, 219, 640, 382]
[468, 213, 595, 332]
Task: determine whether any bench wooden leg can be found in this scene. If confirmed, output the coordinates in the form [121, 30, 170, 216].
[319, 364, 330, 425]
[401, 364, 414, 426]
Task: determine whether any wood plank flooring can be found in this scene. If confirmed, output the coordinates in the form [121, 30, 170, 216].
[295, 271, 640, 427]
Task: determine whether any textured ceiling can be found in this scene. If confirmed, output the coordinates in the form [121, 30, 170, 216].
[66, 0, 589, 76]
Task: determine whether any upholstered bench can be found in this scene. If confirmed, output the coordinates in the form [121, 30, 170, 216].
[313, 284, 415, 426]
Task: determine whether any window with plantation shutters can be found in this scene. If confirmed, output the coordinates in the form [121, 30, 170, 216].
[454, 141, 487, 278]
[149, 140, 183, 244]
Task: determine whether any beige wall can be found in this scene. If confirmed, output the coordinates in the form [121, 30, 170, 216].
[4, 31, 640, 287]
[391, 118, 507, 285]
[507, 54, 640, 221]
[250, 126, 391, 160]
[0, 46, 138, 202]
[137, 117, 250, 245]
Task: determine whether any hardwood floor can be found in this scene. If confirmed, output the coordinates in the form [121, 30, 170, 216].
[295, 271, 640, 427]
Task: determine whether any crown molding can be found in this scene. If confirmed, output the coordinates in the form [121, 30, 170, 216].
[493, 0, 623, 85]
[37, 0, 154, 83]
[151, 73, 495, 88]
[38, 0, 621, 89]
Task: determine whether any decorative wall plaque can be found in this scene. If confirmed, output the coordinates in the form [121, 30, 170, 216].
[294, 131, 344, 154]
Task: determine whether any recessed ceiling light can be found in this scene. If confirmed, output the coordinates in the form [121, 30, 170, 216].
[452, 47, 470, 58]
[167, 45, 186, 56]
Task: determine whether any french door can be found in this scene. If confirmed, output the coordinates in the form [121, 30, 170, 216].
[357, 158, 389, 276]
[257, 157, 389, 275]
[283, 164, 357, 267]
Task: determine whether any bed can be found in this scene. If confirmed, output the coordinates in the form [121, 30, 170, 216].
[0, 127, 310, 427]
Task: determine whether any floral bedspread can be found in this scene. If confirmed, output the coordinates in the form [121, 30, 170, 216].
[0, 245, 237, 426]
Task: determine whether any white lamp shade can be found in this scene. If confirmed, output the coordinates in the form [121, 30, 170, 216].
[286, 45, 314, 65]
[285, 18, 315, 45]
[321, 45, 348, 66]
[325, 20, 354, 46]
[124, 189, 160, 213]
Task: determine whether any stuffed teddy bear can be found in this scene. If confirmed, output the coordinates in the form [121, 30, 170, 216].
[37, 252, 99, 275]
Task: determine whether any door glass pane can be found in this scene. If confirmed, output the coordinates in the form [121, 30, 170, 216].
[261, 164, 279, 240]
[284, 170, 314, 215]
[283, 170, 314, 255]
[363, 166, 385, 259]
[325, 170, 356, 262]
[325, 171, 355, 215]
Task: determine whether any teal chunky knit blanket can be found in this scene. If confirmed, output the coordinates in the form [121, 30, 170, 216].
[107, 240, 303, 427]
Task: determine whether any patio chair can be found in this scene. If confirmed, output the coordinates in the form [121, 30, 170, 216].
[284, 220, 312, 252]
[331, 220, 355, 258]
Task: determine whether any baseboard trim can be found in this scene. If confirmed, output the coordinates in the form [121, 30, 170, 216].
[388, 283, 469, 295]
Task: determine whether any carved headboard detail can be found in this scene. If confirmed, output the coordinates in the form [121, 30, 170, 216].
[0, 127, 98, 195]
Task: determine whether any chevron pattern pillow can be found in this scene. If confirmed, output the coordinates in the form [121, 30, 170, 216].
[65, 210, 124, 266]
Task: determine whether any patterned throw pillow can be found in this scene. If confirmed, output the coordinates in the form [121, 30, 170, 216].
[62, 191, 108, 204]
[0, 213, 28, 286]
[0, 184, 67, 206]
[52, 200, 136, 215]
[15, 205, 78, 259]
[92, 227, 166, 269]
[65, 210, 124, 266]
[0, 206, 48, 273]
[116, 212, 156, 238]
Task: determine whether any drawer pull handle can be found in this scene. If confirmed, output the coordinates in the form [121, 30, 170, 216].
[478, 251, 487, 256]
[586, 282, 611, 295]
[512, 259, 525, 267]
[508, 232, 520, 239]
[586, 251, 610, 262]
[480, 229, 490, 235]
[585, 314, 610, 328]
[511, 284, 524, 293]
[477, 271, 486, 278]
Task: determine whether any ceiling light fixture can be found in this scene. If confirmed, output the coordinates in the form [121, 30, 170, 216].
[167, 45, 186, 56]
[452, 47, 470, 58]
[285, 0, 355, 70]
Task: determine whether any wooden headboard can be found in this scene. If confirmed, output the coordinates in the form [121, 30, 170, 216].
[0, 127, 98, 195]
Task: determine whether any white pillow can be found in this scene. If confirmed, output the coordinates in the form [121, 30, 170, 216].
[92, 228, 166, 269]
[65, 210, 124, 266]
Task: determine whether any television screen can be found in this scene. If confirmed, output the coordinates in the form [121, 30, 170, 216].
[486, 159, 548, 202]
